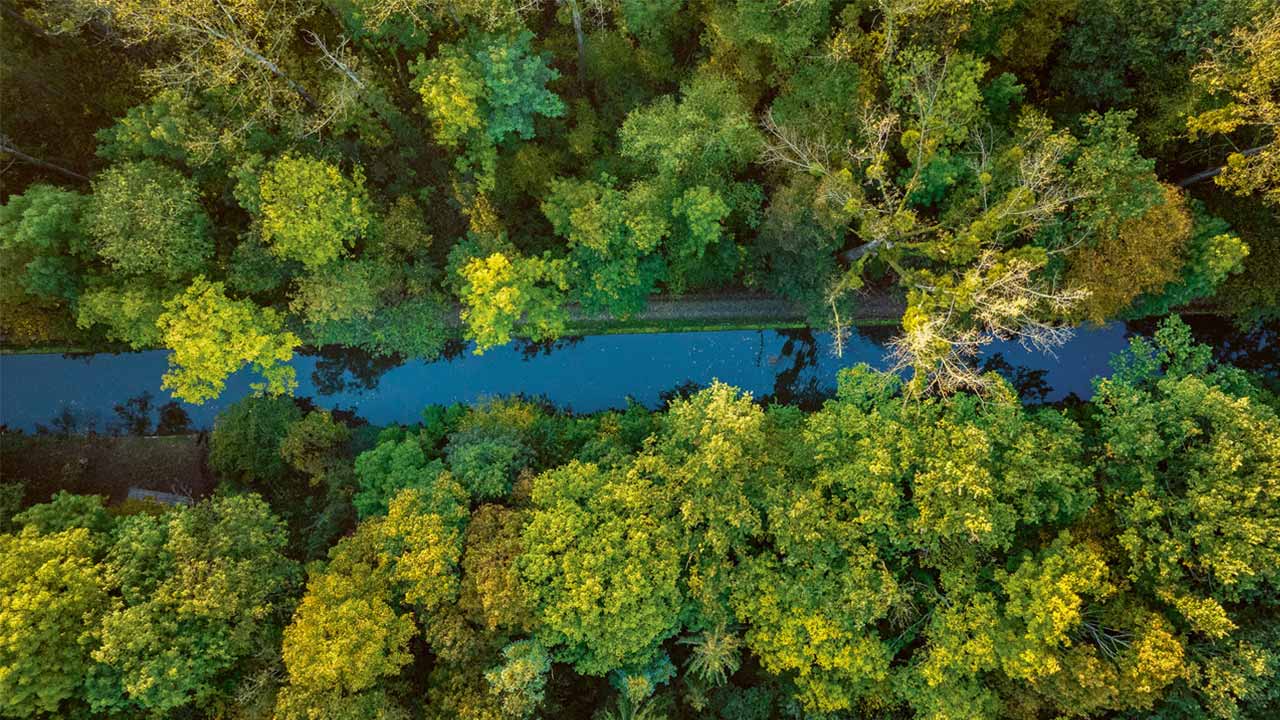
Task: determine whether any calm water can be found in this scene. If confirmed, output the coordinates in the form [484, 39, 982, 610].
[0, 325, 1139, 433]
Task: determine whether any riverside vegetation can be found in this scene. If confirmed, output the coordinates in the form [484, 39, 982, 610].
[3, 2, 1280, 719]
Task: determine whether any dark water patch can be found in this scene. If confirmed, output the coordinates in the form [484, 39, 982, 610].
[1, 325, 1136, 432]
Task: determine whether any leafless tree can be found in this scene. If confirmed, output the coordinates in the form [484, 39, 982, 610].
[886, 251, 1088, 395]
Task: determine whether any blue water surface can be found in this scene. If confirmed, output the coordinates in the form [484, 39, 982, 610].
[0, 325, 1131, 433]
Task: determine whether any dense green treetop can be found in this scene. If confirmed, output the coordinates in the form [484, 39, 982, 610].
[257, 154, 372, 270]
[87, 161, 213, 281]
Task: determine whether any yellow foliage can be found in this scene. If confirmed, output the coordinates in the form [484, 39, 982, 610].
[1067, 184, 1192, 323]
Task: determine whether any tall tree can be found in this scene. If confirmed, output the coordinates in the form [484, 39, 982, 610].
[87, 494, 297, 716]
[87, 161, 213, 280]
[156, 276, 301, 404]
[257, 154, 372, 270]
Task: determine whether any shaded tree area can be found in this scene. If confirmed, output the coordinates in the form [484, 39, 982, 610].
[1, 0, 1276, 403]
[3, 317, 1278, 719]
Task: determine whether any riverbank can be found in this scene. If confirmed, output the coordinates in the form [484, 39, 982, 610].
[0, 291, 899, 356]
[1, 290, 1236, 357]
[0, 433, 212, 506]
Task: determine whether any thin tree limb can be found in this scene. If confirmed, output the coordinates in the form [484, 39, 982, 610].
[0, 137, 89, 182]
[1177, 144, 1269, 187]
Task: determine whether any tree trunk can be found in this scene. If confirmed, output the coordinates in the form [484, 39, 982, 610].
[0, 138, 90, 183]
[1177, 144, 1269, 187]
[564, 0, 587, 83]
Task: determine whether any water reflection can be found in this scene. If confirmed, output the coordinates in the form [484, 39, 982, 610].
[1126, 316, 1279, 384]
[1, 323, 1159, 433]
[308, 346, 407, 395]
[980, 353, 1053, 404]
[658, 379, 704, 408]
[514, 335, 586, 359]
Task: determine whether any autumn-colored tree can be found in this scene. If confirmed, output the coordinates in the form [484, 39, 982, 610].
[156, 276, 301, 404]
[1067, 184, 1193, 323]
[258, 155, 371, 270]
[1189, 11, 1280, 207]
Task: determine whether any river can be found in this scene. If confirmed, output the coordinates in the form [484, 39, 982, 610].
[1, 318, 1273, 434]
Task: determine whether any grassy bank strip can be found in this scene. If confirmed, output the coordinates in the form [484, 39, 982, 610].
[2, 316, 885, 356]
[564, 316, 814, 336]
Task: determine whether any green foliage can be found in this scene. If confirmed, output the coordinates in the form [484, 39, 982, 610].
[308, 295, 451, 359]
[1052, 0, 1184, 106]
[890, 48, 988, 151]
[0, 185, 92, 304]
[542, 176, 667, 316]
[1095, 318, 1280, 606]
[87, 161, 212, 280]
[459, 504, 533, 633]
[88, 494, 297, 715]
[1127, 205, 1250, 317]
[353, 430, 446, 517]
[0, 525, 108, 717]
[157, 276, 301, 404]
[75, 284, 169, 349]
[472, 31, 566, 145]
[258, 154, 372, 270]
[227, 238, 295, 295]
[1067, 184, 1194, 322]
[0, 483, 23, 534]
[209, 395, 303, 487]
[667, 185, 733, 293]
[417, 44, 485, 148]
[457, 251, 570, 352]
[94, 90, 212, 165]
[416, 30, 565, 188]
[808, 367, 1093, 553]
[995, 531, 1115, 680]
[1189, 11, 1280, 207]
[520, 460, 683, 676]
[645, 383, 770, 626]
[1067, 111, 1167, 241]
[485, 639, 552, 719]
[708, 0, 835, 74]
[445, 425, 530, 501]
[277, 519, 417, 718]
[13, 491, 112, 535]
[277, 483, 468, 718]
[620, 73, 762, 186]
[679, 625, 742, 689]
[6, 2, 1280, 714]
[281, 410, 353, 480]
[290, 259, 385, 325]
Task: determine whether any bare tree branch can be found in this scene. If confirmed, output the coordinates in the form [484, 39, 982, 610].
[0, 136, 89, 182]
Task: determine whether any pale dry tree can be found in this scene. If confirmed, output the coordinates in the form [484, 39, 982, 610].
[887, 250, 1089, 395]
[299, 30, 370, 137]
[762, 55, 1098, 390]
[74, 0, 383, 145]
[759, 107, 845, 174]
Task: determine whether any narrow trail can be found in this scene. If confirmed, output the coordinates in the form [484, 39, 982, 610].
[564, 292, 908, 325]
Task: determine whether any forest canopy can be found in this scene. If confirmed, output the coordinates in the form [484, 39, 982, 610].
[3, 2, 1280, 718]
[2, 0, 1278, 402]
